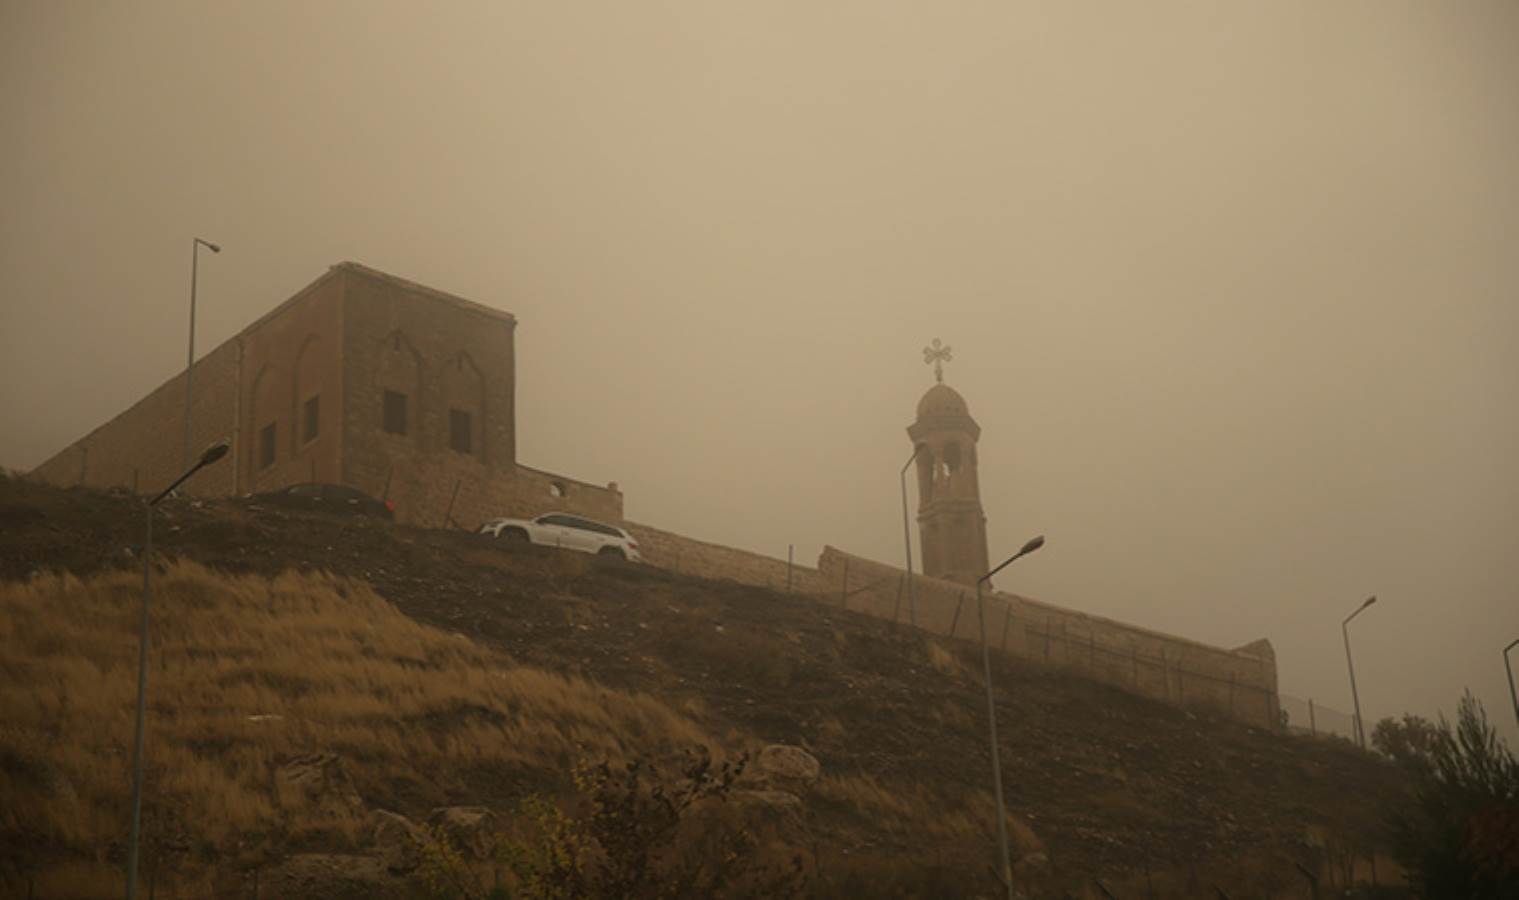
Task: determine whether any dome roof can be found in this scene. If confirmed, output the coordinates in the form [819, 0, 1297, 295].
[916, 383, 970, 420]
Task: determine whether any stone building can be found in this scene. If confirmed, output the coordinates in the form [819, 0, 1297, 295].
[31, 262, 623, 527]
[909, 339, 990, 585]
[910, 380, 990, 585]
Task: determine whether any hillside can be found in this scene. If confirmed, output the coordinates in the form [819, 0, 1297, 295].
[0, 475, 1408, 897]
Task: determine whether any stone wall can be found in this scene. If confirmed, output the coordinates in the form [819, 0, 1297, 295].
[621, 521, 830, 594]
[592, 522, 1280, 729]
[346, 453, 623, 532]
[30, 333, 239, 499]
[816, 548, 1280, 728]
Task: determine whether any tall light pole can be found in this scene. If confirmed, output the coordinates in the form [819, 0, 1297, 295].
[126, 440, 229, 900]
[1342, 595, 1376, 749]
[900, 443, 925, 627]
[1504, 638, 1519, 730]
[183, 237, 221, 471]
[977, 534, 1045, 899]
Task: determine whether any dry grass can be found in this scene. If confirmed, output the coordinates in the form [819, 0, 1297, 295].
[0, 562, 715, 885]
[814, 772, 990, 841]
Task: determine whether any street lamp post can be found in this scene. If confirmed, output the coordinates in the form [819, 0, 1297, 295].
[1504, 639, 1519, 730]
[183, 237, 221, 471]
[976, 534, 1045, 900]
[126, 440, 229, 900]
[1342, 596, 1376, 749]
[900, 444, 925, 627]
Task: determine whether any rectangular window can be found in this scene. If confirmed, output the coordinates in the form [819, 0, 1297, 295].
[259, 423, 276, 470]
[383, 390, 407, 435]
[303, 395, 320, 443]
[449, 409, 472, 455]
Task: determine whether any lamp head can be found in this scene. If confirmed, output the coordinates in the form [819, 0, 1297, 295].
[1019, 535, 1046, 556]
[1362, 595, 1377, 610]
[198, 440, 230, 467]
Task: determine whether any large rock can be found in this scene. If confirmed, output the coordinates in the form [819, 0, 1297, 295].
[740, 745, 821, 796]
[371, 809, 427, 873]
[274, 753, 365, 819]
[428, 806, 497, 860]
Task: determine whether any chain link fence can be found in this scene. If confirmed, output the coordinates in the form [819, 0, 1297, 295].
[1278, 693, 1361, 743]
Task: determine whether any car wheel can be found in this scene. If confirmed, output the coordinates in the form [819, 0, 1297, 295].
[500, 528, 530, 543]
[597, 546, 626, 560]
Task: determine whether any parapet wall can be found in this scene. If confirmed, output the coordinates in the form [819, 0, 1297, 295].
[343, 451, 623, 531]
[622, 521, 830, 595]
[610, 522, 1280, 729]
[817, 548, 1279, 728]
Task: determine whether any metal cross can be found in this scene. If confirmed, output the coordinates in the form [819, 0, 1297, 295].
[923, 338, 953, 383]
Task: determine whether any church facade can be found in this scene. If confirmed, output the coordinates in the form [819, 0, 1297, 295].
[31, 262, 623, 528]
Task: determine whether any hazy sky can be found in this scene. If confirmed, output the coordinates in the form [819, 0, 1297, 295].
[4, 1, 1517, 744]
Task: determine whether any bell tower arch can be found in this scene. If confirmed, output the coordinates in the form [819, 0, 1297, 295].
[908, 340, 989, 585]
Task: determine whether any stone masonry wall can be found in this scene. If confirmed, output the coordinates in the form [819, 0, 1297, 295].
[622, 521, 830, 594]
[31, 342, 242, 498]
[816, 547, 1280, 728]
[595, 521, 1280, 729]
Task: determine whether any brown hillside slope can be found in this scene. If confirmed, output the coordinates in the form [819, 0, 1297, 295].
[0, 475, 1406, 897]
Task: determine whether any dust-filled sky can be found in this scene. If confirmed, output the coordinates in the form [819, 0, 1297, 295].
[4, 2, 1517, 744]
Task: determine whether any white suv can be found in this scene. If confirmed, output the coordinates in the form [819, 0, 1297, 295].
[479, 512, 643, 562]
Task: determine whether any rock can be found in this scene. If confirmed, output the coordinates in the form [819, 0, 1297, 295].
[371, 809, 427, 873]
[1013, 851, 1050, 878]
[428, 806, 496, 860]
[260, 853, 408, 899]
[740, 744, 821, 795]
[274, 753, 365, 819]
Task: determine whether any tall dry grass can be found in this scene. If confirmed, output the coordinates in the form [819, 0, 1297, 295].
[0, 562, 714, 887]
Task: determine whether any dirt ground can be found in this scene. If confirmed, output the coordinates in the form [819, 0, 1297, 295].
[0, 476, 1409, 895]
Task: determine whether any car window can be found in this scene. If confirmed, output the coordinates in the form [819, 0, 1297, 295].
[566, 517, 620, 537]
[537, 514, 573, 527]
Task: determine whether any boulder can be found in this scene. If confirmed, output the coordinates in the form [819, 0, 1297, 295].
[371, 809, 427, 873]
[740, 745, 821, 795]
[274, 753, 364, 819]
[428, 806, 497, 860]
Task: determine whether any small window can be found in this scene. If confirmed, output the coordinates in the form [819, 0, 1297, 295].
[449, 408, 472, 455]
[259, 423, 276, 470]
[383, 390, 407, 435]
[303, 395, 320, 443]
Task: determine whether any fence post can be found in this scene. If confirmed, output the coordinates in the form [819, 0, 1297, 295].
[1000, 603, 1011, 653]
[786, 545, 794, 593]
[948, 593, 964, 638]
[1294, 862, 1318, 900]
[1309, 698, 1317, 736]
[442, 479, 461, 529]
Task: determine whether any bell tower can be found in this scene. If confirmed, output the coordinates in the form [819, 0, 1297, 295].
[909, 339, 989, 585]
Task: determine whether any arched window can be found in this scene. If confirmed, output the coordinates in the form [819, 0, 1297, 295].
[377, 332, 422, 439]
[442, 351, 486, 461]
